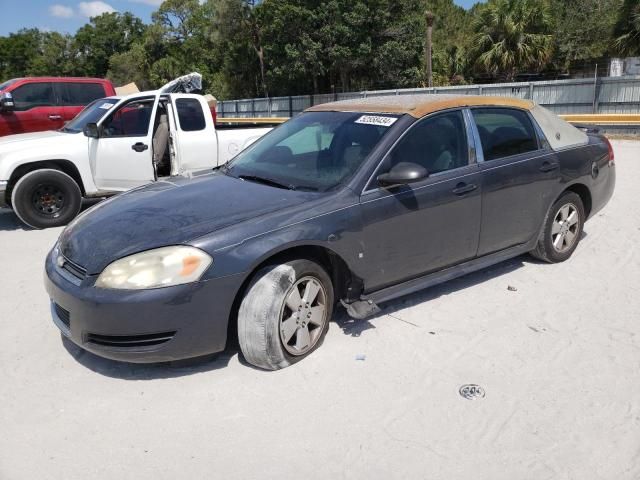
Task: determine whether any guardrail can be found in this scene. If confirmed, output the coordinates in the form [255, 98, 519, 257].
[218, 76, 640, 119]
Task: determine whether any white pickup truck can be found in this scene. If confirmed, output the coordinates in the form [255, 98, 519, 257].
[0, 91, 272, 228]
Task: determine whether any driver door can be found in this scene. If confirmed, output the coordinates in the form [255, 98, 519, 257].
[90, 95, 158, 191]
[358, 110, 482, 292]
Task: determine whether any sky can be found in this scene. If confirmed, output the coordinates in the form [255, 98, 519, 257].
[0, 0, 482, 36]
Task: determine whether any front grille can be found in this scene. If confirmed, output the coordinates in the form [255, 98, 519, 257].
[61, 257, 87, 281]
[53, 303, 70, 329]
[86, 331, 176, 349]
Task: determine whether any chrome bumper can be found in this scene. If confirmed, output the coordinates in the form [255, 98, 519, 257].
[0, 181, 7, 208]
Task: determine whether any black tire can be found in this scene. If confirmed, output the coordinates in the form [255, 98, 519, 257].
[531, 191, 585, 263]
[238, 259, 334, 370]
[11, 169, 82, 229]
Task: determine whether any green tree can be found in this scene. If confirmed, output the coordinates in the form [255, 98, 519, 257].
[471, 0, 553, 81]
[0, 29, 41, 78]
[74, 12, 146, 77]
[549, 0, 621, 71]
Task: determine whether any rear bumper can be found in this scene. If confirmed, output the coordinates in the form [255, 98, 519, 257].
[0, 180, 7, 208]
[44, 248, 245, 363]
[589, 162, 616, 219]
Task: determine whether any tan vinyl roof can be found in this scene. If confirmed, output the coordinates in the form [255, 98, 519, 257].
[306, 94, 534, 118]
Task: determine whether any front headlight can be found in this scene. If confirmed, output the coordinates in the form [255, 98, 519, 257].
[95, 246, 213, 290]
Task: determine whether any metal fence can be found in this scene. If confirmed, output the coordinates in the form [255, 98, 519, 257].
[218, 76, 640, 118]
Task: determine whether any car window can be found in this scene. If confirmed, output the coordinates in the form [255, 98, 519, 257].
[102, 98, 154, 137]
[11, 82, 55, 111]
[277, 124, 335, 155]
[59, 83, 106, 106]
[226, 111, 397, 191]
[176, 98, 206, 131]
[472, 108, 539, 161]
[386, 110, 468, 175]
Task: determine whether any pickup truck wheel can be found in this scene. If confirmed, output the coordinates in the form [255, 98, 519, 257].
[531, 191, 584, 263]
[11, 169, 82, 229]
[238, 259, 333, 370]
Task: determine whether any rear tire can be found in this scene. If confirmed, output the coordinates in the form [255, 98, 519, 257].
[11, 169, 82, 229]
[238, 259, 333, 370]
[531, 191, 584, 263]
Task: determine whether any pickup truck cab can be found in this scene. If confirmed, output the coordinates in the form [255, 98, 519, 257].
[0, 77, 116, 136]
[0, 90, 271, 228]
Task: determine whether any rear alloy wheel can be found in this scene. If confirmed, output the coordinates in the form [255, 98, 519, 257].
[238, 259, 333, 370]
[531, 191, 585, 263]
[11, 169, 82, 229]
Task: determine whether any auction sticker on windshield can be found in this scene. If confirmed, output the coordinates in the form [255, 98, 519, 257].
[355, 115, 398, 127]
[99, 103, 115, 110]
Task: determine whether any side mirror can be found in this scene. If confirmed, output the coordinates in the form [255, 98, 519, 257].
[377, 162, 428, 188]
[83, 122, 100, 138]
[0, 92, 15, 113]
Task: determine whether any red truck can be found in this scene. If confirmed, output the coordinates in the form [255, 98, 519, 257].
[0, 77, 116, 136]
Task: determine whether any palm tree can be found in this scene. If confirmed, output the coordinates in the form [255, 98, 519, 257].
[613, 0, 640, 56]
[471, 0, 553, 81]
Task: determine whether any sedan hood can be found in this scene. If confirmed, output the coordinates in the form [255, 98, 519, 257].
[59, 173, 317, 274]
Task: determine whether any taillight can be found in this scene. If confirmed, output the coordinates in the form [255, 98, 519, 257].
[603, 136, 615, 166]
[210, 106, 217, 126]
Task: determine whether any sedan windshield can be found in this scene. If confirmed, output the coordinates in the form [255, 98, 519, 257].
[225, 111, 399, 191]
[61, 98, 119, 133]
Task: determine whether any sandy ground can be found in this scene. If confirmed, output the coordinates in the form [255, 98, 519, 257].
[0, 140, 639, 480]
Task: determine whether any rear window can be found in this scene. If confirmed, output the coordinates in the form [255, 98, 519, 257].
[176, 98, 206, 131]
[472, 108, 539, 161]
[11, 82, 55, 111]
[59, 82, 106, 106]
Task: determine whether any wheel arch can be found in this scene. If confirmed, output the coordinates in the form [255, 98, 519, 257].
[562, 182, 592, 218]
[225, 243, 358, 347]
[7, 160, 85, 203]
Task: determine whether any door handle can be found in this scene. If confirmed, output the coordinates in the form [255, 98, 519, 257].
[48, 114, 62, 120]
[452, 182, 478, 195]
[131, 142, 149, 153]
[539, 161, 559, 172]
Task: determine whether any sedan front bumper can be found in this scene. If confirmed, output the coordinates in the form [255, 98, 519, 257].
[44, 248, 245, 363]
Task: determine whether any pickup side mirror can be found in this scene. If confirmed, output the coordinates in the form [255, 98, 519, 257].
[83, 122, 100, 138]
[377, 162, 428, 188]
[0, 92, 15, 113]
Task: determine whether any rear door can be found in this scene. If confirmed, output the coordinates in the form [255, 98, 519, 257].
[170, 95, 218, 172]
[472, 107, 560, 256]
[91, 95, 158, 191]
[56, 81, 108, 122]
[359, 109, 482, 291]
[1, 81, 62, 134]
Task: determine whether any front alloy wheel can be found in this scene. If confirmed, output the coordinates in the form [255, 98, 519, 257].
[238, 259, 334, 370]
[279, 276, 328, 356]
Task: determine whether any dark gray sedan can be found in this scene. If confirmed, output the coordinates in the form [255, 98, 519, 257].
[45, 95, 616, 370]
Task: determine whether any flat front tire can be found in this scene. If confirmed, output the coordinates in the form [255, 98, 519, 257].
[531, 191, 585, 263]
[11, 169, 82, 229]
[238, 259, 334, 370]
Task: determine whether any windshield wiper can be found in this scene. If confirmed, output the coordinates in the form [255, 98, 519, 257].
[238, 174, 294, 190]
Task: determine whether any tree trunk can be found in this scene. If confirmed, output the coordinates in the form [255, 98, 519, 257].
[257, 45, 268, 98]
[426, 25, 433, 88]
[425, 11, 435, 89]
